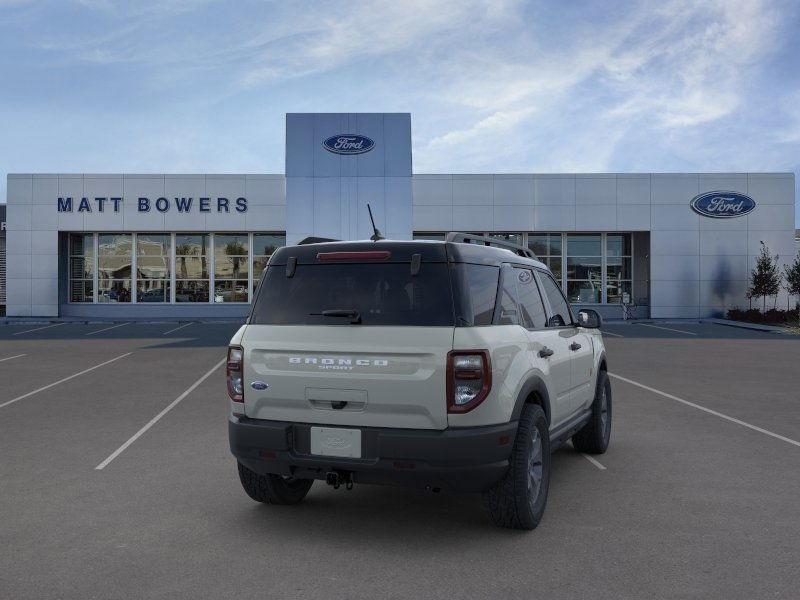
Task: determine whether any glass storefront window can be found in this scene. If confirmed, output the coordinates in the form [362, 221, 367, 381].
[69, 234, 94, 302]
[175, 234, 209, 303]
[252, 233, 285, 292]
[606, 234, 633, 304]
[528, 233, 562, 282]
[136, 234, 171, 302]
[566, 234, 601, 304]
[98, 234, 132, 303]
[214, 234, 249, 303]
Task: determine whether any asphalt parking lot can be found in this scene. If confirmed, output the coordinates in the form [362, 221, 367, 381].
[1, 321, 799, 599]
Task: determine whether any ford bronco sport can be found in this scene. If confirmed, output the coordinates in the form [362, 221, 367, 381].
[228, 233, 611, 530]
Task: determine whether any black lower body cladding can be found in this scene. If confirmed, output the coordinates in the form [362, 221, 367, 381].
[229, 416, 518, 493]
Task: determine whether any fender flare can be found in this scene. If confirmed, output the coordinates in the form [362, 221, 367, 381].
[511, 375, 552, 424]
[597, 349, 608, 373]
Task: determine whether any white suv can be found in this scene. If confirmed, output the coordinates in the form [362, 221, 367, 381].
[228, 233, 611, 530]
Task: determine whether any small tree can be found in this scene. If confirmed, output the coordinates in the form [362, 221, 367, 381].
[749, 241, 781, 312]
[784, 251, 800, 312]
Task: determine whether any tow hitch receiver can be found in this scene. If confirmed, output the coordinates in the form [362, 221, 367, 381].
[325, 470, 354, 490]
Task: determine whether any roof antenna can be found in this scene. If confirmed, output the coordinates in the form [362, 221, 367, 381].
[367, 203, 384, 241]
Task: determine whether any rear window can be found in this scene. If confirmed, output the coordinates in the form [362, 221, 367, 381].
[250, 263, 455, 326]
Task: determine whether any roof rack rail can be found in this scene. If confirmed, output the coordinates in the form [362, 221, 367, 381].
[445, 232, 537, 260]
[297, 236, 339, 245]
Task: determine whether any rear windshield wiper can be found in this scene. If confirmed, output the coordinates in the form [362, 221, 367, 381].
[310, 309, 362, 324]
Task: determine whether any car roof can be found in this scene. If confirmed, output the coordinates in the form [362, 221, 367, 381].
[269, 239, 549, 270]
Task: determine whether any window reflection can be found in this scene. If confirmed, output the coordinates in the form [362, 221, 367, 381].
[98, 234, 132, 303]
[175, 234, 209, 302]
[215, 234, 249, 302]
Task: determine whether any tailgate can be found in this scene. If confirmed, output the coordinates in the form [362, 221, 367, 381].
[242, 325, 454, 429]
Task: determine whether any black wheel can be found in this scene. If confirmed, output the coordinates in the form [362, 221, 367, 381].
[483, 404, 551, 530]
[237, 462, 314, 505]
[572, 370, 612, 454]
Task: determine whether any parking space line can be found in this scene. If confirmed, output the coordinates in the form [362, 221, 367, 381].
[163, 322, 193, 335]
[601, 330, 624, 337]
[86, 322, 130, 336]
[609, 373, 800, 448]
[581, 454, 607, 470]
[638, 323, 698, 336]
[0, 353, 27, 363]
[94, 357, 226, 470]
[0, 353, 132, 410]
[13, 323, 64, 336]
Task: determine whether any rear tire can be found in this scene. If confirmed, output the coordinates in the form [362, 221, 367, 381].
[483, 404, 551, 530]
[572, 370, 612, 454]
[237, 462, 314, 505]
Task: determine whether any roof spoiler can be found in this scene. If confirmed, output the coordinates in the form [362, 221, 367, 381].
[297, 236, 339, 245]
[445, 232, 537, 260]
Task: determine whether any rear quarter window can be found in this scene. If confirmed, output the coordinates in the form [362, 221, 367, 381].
[250, 263, 455, 326]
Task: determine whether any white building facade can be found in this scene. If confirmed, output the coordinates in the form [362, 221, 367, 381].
[4, 113, 797, 320]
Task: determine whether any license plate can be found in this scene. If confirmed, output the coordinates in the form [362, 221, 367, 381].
[310, 427, 362, 458]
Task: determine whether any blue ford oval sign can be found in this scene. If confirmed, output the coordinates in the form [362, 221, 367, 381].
[323, 134, 375, 155]
[690, 191, 756, 218]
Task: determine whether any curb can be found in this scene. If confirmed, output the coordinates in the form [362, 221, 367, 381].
[702, 318, 793, 334]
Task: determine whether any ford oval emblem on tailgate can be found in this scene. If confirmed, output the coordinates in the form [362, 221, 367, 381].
[251, 381, 269, 390]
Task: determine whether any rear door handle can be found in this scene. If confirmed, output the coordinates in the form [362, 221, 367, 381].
[570, 342, 582, 351]
[538, 347, 554, 358]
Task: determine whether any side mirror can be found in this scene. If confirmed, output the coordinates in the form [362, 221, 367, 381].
[577, 309, 602, 329]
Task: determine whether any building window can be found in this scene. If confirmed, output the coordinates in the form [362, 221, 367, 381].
[175, 234, 209, 303]
[214, 234, 249, 303]
[566, 234, 602, 304]
[136, 234, 171, 303]
[528, 233, 562, 282]
[606, 233, 632, 304]
[252, 233, 285, 292]
[69, 234, 94, 303]
[98, 234, 132, 303]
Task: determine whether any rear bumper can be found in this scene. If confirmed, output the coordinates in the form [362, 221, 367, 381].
[229, 415, 517, 493]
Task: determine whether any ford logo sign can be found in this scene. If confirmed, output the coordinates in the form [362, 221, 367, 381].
[250, 381, 269, 390]
[323, 134, 375, 155]
[690, 191, 756, 218]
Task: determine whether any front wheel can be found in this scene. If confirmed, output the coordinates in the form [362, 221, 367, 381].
[572, 370, 612, 454]
[483, 404, 551, 530]
[237, 462, 314, 505]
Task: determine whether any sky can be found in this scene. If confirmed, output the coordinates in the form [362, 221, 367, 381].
[1, 0, 799, 225]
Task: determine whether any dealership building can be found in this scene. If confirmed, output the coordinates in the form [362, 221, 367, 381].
[3, 112, 797, 320]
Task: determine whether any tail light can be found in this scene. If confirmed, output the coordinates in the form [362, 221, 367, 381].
[227, 345, 244, 403]
[447, 350, 491, 413]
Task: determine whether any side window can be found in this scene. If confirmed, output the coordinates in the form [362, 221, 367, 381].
[465, 264, 499, 326]
[495, 266, 519, 325]
[538, 271, 572, 327]
[514, 268, 547, 329]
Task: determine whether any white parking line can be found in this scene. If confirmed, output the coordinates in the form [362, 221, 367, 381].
[581, 454, 607, 470]
[601, 330, 624, 337]
[609, 373, 800, 448]
[95, 357, 226, 470]
[0, 353, 27, 363]
[86, 322, 130, 336]
[12, 323, 64, 336]
[162, 322, 193, 335]
[0, 353, 131, 410]
[639, 323, 698, 336]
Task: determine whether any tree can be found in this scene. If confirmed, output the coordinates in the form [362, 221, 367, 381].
[748, 241, 781, 312]
[784, 251, 800, 312]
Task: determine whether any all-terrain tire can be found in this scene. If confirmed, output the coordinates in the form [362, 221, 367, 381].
[237, 462, 314, 505]
[483, 404, 551, 530]
[572, 370, 612, 454]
